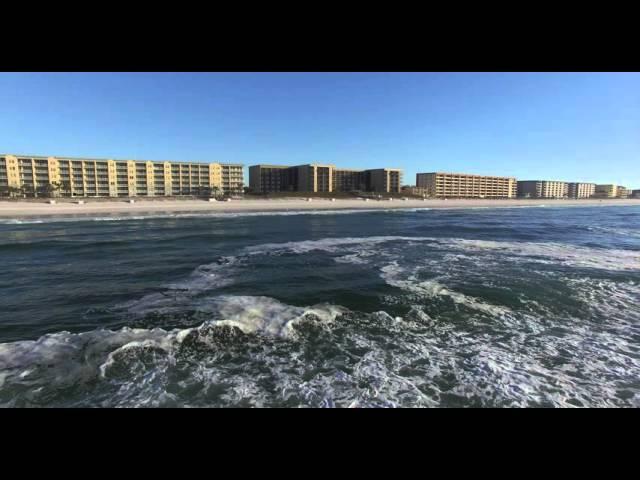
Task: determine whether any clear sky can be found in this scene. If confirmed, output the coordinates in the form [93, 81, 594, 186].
[1, 72, 638, 188]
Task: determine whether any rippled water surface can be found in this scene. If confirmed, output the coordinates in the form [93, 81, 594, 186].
[1, 205, 639, 407]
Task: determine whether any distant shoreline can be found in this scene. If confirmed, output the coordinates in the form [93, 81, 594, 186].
[0, 197, 638, 219]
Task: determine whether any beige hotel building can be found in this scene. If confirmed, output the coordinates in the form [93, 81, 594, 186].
[517, 180, 568, 199]
[0, 154, 243, 197]
[593, 184, 630, 198]
[567, 182, 596, 199]
[415, 172, 517, 198]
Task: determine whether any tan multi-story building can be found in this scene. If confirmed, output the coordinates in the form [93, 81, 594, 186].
[517, 180, 568, 198]
[416, 172, 517, 198]
[249, 163, 402, 194]
[567, 182, 596, 199]
[0, 154, 244, 197]
[594, 184, 618, 198]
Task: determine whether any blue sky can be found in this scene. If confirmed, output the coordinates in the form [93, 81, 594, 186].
[1, 72, 638, 188]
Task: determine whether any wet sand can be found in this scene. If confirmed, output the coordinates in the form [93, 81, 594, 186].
[0, 197, 638, 218]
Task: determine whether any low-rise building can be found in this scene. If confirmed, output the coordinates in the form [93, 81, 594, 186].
[517, 180, 568, 198]
[631, 189, 640, 199]
[567, 182, 596, 199]
[401, 186, 430, 197]
[416, 172, 517, 198]
[249, 163, 403, 194]
[0, 154, 244, 197]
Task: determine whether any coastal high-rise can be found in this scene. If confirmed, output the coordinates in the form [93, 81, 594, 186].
[594, 184, 618, 198]
[249, 164, 402, 194]
[517, 180, 568, 199]
[415, 172, 517, 198]
[0, 154, 243, 197]
[567, 182, 596, 199]
[616, 186, 630, 198]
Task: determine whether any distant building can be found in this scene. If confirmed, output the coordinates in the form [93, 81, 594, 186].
[594, 184, 618, 198]
[631, 189, 640, 199]
[416, 172, 517, 198]
[401, 186, 429, 197]
[368, 168, 402, 194]
[567, 182, 596, 199]
[333, 168, 369, 192]
[616, 186, 630, 198]
[517, 180, 568, 198]
[249, 164, 402, 194]
[248, 165, 291, 194]
[0, 154, 243, 197]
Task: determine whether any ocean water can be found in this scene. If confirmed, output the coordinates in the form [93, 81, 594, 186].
[0, 205, 639, 407]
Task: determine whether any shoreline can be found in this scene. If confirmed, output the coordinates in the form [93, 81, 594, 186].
[0, 197, 638, 219]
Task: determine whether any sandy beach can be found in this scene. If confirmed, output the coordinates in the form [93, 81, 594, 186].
[0, 197, 638, 218]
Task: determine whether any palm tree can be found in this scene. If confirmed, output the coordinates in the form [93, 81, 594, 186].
[60, 181, 71, 197]
[21, 185, 35, 198]
[37, 183, 58, 198]
[50, 182, 62, 197]
[7, 186, 22, 198]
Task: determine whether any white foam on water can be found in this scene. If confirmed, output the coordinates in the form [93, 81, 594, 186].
[242, 235, 639, 272]
[446, 238, 640, 272]
[2, 289, 639, 407]
[0, 295, 348, 406]
[0, 208, 425, 225]
[120, 256, 242, 316]
[245, 236, 436, 256]
[380, 262, 511, 317]
[0, 219, 46, 225]
[560, 277, 640, 325]
[587, 226, 640, 238]
[3, 201, 638, 225]
[203, 295, 346, 337]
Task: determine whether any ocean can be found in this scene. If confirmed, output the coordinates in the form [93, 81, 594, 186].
[0, 205, 639, 407]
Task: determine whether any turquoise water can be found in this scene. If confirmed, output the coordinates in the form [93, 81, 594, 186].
[0, 205, 639, 407]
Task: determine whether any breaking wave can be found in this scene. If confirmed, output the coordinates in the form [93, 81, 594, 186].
[2, 200, 637, 225]
[1, 289, 639, 407]
[0, 208, 421, 225]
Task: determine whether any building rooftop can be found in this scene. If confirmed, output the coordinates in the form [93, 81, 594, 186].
[249, 163, 402, 172]
[1, 153, 243, 167]
[518, 179, 567, 183]
[419, 172, 515, 179]
[250, 164, 290, 169]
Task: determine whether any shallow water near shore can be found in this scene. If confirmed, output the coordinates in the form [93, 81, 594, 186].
[1, 205, 639, 407]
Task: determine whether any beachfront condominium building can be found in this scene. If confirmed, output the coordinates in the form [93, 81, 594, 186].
[567, 182, 596, 199]
[0, 154, 243, 197]
[632, 189, 640, 199]
[249, 163, 403, 194]
[616, 186, 630, 198]
[517, 180, 568, 199]
[415, 172, 517, 198]
[593, 184, 621, 198]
